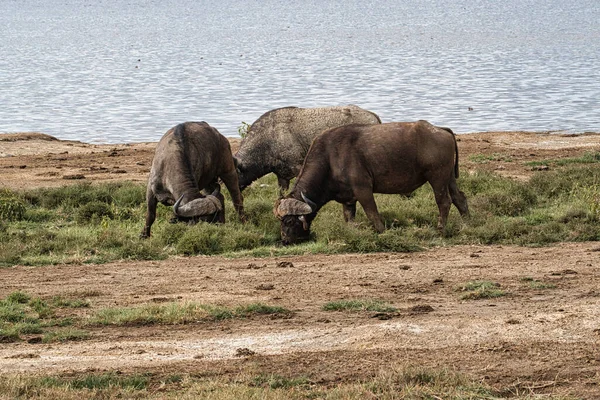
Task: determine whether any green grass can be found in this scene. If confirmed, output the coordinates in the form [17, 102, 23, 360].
[0, 291, 90, 343]
[469, 153, 513, 163]
[50, 296, 90, 308]
[42, 328, 90, 343]
[2, 164, 600, 266]
[322, 299, 397, 313]
[456, 281, 507, 300]
[520, 277, 557, 290]
[0, 365, 577, 399]
[526, 151, 600, 167]
[87, 302, 291, 327]
[38, 372, 149, 391]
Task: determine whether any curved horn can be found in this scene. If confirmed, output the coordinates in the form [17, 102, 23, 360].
[301, 192, 317, 211]
[276, 198, 313, 217]
[173, 195, 185, 215]
[173, 194, 222, 218]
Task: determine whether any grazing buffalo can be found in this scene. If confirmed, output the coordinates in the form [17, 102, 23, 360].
[234, 105, 381, 192]
[141, 122, 244, 238]
[273, 120, 469, 245]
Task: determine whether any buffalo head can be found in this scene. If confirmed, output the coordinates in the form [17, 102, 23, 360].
[234, 157, 251, 191]
[273, 193, 316, 245]
[173, 186, 223, 220]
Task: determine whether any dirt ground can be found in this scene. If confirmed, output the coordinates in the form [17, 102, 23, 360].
[1, 131, 600, 396]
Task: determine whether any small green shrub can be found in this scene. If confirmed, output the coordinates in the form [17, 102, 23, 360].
[76, 201, 114, 224]
[457, 281, 506, 300]
[0, 328, 20, 343]
[0, 302, 29, 323]
[238, 121, 251, 138]
[235, 303, 290, 317]
[6, 291, 31, 304]
[110, 183, 146, 207]
[471, 184, 537, 217]
[176, 224, 222, 255]
[157, 223, 188, 246]
[28, 297, 54, 319]
[0, 190, 26, 222]
[520, 277, 556, 290]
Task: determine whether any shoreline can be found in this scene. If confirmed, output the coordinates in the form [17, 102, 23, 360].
[1, 130, 600, 190]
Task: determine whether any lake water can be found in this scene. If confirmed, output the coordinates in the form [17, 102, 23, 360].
[1, 0, 599, 144]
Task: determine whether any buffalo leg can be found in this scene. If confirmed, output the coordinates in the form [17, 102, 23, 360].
[141, 192, 158, 238]
[356, 190, 385, 233]
[432, 184, 452, 231]
[221, 171, 246, 222]
[449, 179, 469, 217]
[343, 202, 357, 223]
[215, 191, 226, 223]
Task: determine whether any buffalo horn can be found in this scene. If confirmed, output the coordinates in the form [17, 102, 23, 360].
[276, 198, 313, 217]
[301, 192, 317, 210]
[173, 193, 222, 218]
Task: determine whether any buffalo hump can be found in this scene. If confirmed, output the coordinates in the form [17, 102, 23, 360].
[235, 105, 381, 192]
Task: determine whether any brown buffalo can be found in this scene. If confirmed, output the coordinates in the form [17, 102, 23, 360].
[141, 122, 244, 237]
[274, 120, 469, 244]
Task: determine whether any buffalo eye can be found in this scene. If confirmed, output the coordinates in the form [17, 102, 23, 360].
[283, 217, 296, 227]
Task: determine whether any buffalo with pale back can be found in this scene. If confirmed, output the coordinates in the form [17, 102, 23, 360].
[235, 105, 381, 192]
[273, 120, 469, 245]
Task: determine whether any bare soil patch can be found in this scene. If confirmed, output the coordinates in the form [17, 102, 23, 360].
[1, 131, 600, 397]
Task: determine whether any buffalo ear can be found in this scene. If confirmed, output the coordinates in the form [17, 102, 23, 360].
[299, 215, 309, 231]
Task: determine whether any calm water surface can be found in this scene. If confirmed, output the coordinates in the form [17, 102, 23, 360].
[1, 0, 599, 143]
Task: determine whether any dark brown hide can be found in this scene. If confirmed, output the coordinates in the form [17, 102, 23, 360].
[141, 122, 244, 237]
[276, 120, 469, 244]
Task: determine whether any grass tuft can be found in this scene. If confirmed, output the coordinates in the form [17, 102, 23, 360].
[457, 281, 506, 300]
[520, 277, 557, 290]
[87, 302, 291, 327]
[323, 299, 397, 313]
[43, 328, 90, 343]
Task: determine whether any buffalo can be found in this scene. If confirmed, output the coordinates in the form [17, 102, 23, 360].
[141, 122, 244, 238]
[234, 105, 381, 192]
[273, 120, 469, 245]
